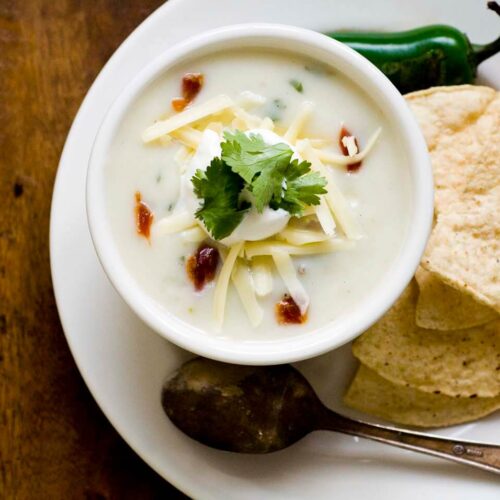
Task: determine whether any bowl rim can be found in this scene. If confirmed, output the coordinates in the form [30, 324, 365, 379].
[86, 23, 433, 365]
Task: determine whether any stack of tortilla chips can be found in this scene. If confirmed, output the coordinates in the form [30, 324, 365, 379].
[344, 86, 500, 427]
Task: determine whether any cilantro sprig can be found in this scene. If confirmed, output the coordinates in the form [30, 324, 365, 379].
[275, 161, 327, 215]
[222, 131, 294, 212]
[192, 158, 250, 240]
[191, 131, 327, 240]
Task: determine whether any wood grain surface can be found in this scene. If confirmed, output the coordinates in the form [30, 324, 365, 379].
[0, 1, 186, 497]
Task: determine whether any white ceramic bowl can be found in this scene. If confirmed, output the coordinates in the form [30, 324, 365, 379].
[86, 23, 433, 365]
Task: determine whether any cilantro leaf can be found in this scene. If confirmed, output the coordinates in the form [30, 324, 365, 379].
[277, 169, 327, 215]
[249, 153, 293, 212]
[222, 131, 327, 214]
[222, 130, 293, 185]
[222, 130, 295, 212]
[284, 158, 311, 180]
[191, 158, 249, 240]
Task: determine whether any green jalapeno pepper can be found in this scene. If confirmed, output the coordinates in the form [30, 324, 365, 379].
[326, 2, 500, 94]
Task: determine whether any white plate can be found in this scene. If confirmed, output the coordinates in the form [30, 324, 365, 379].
[50, 0, 500, 498]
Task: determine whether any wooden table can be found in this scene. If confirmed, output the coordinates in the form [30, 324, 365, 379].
[0, 1, 186, 497]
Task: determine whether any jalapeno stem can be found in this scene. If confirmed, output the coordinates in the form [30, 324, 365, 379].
[473, 1, 500, 64]
[487, 1, 500, 16]
[474, 36, 500, 64]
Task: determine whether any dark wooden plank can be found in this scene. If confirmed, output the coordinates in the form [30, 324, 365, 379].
[0, 1, 187, 497]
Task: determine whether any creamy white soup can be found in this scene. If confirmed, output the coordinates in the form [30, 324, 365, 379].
[104, 49, 411, 340]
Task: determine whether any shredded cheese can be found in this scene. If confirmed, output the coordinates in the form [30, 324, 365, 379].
[299, 140, 363, 240]
[205, 121, 224, 135]
[142, 95, 234, 143]
[316, 127, 382, 165]
[260, 117, 275, 131]
[277, 228, 331, 246]
[231, 259, 264, 327]
[157, 135, 173, 146]
[181, 226, 207, 243]
[232, 106, 263, 130]
[314, 197, 336, 236]
[271, 250, 309, 314]
[170, 127, 202, 148]
[238, 90, 266, 109]
[284, 101, 315, 144]
[173, 145, 192, 168]
[250, 256, 274, 297]
[213, 242, 244, 329]
[153, 212, 196, 237]
[309, 138, 332, 148]
[245, 239, 353, 258]
[301, 206, 317, 217]
[231, 118, 248, 131]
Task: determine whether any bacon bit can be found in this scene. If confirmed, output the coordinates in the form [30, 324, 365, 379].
[134, 192, 154, 240]
[339, 126, 362, 172]
[172, 97, 188, 112]
[171, 73, 204, 112]
[182, 73, 204, 101]
[186, 243, 220, 291]
[275, 294, 307, 325]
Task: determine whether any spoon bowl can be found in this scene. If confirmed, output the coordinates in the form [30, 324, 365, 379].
[162, 358, 320, 453]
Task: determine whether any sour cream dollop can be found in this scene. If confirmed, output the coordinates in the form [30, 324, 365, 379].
[180, 128, 301, 245]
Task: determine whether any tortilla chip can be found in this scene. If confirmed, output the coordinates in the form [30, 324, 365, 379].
[415, 267, 497, 330]
[423, 211, 500, 313]
[406, 85, 495, 150]
[352, 280, 500, 397]
[344, 365, 500, 428]
[407, 87, 500, 312]
[405, 85, 496, 215]
[421, 92, 500, 311]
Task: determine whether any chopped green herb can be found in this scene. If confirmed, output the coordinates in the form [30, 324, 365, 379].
[289, 79, 304, 93]
[273, 98, 287, 110]
[192, 131, 327, 240]
[191, 158, 249, 240]
[275, 165, 327, 215]
[265, 99, 287, 122]
[304, 63, 332, 76]
[222, 130, 292, 212]
[167, 203, 174, 212]
[156, 173, 162, 183]
[222, 131, 326, 213]
[222, 130, 292, 184]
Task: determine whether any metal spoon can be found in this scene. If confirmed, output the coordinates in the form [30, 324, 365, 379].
[162, 357, 500, 474]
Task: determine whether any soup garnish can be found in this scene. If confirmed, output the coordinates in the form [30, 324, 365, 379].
[134, 192, 154, 240]
[171, 72, 205, 112]
[276, 294, 307, 325]
[338, 126, 362, 172]
[186, 243, 220, 291]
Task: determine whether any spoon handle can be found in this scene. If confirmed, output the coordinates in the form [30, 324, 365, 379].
[318, 410, 500, 474]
